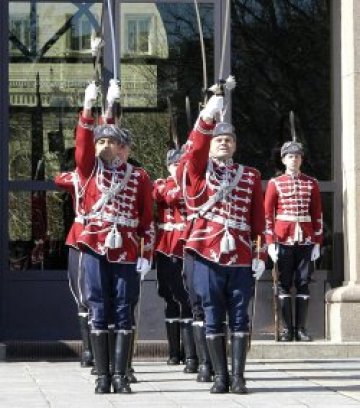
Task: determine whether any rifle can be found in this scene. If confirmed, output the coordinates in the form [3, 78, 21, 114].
[272, 261, 280, 341]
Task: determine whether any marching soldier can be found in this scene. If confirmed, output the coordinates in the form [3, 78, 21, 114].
[264, 140, 323, 342]
[153, 149, 198, 373]
[177, 136, 213, 383]
[70, 81, 154, 394]
[55, 137, 141, 382]
[178, 93, 266, 394]
[55, 145, 94, 369]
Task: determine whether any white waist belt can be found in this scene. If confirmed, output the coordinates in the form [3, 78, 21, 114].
[276, 214, 311, 222]
[93, 213, 139, 228]
[158, 222, 185, 232]
[199, 212, 250, 231]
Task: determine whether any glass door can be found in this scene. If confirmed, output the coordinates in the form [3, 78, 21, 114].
[6, 1, 103, 340]
[4, 0, 218, 341]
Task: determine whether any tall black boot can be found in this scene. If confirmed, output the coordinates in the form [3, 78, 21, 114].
[79, 314, 94, 367]
[91, 331, 111, 394]
[193, 323, 212, 382]
[180, 338, 185, 364]
[112, 330, 132, 393]
[295, 296, 312, 341]
[108, 325, 116, 375]
[126, 328, 137, 383]
[279, 296, 293, 341]
[181, 320, 198, 373]
[231, 333, 248, 394]
[165, 320, 181, 365]
[206, 335, 229, 393]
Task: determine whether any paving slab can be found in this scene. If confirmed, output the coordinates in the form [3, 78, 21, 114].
[0, 359, 359, 407]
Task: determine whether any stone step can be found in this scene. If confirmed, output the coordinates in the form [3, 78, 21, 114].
[3, 340, 360, 361]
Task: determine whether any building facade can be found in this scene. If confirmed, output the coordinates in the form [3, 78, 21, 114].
[0, 0, 355, 343]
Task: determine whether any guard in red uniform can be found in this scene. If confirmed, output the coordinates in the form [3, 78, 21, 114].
[178, 94, 266, 394]
[54, 166, 94, 369]
[264, 141, 323, 342]
[153, 149, 198, 373]
[55, 139, 140, 382]
[69, 81, 154, 394]
[176, 137, 213, 383]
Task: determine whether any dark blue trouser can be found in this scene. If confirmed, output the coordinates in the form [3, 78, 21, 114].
[183, 251, 205, 321]
[68, 247, 88, 314]
[277, 244, 314, 296]
[192, 253, 254, 335]
[156, 252, 192, 319]
[83, 250, 140, 331]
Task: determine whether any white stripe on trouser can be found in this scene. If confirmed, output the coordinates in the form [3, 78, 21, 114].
[165, 318, 180, 323]
[278, 294, 292, 299]
[114, 329, 132, 335]
[231, 332, 248, 338]
[206, 333, 225, 339]
[192, 321, 204, 327]
[78, 252, 85, 307]
[91, 329, 109, 334]
[296, 294, 310, 299]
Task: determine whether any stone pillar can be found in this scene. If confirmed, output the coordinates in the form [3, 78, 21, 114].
[326, 0, 360, 341]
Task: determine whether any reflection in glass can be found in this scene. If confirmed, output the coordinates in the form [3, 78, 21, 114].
[120, 3, 214, 145]
[126, 16, 151, 54]
[118, 2, 214, 179]
[231, 1, 331, 180]
[7, 1, 216, 271]
[9, 2, 101, 181]
[9, 2, 215, 181]
[9, 109, 78, 181]
[9, 190, 74, 271]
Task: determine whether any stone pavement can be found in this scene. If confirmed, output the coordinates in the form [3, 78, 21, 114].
[0, 359, 360, 408]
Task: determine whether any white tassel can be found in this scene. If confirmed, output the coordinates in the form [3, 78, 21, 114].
[114, 229, 122, 248]
[227, 231, 236, 251]
[294, 222, 303, 243]
[220, 230, 235, 254]
[220, 233, 229, 254]
[105, 226, 122, 249]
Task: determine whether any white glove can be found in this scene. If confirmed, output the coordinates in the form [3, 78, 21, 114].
[311, 243, 321, 261]
[267, 243, 279, 263]
[136, 257, 151, 280]
[200, 95, 224, 121]
[91, 35, 104, 57]
[252, 259, 265, 280]
[106, 79, 121, 107]
[208, 75, 236, 94]
[83, 81, 98, 110]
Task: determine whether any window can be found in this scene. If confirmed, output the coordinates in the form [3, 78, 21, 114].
[9, 14, 31, 52]
[69, 14, 92, 52]
[126, 15, 152, 55]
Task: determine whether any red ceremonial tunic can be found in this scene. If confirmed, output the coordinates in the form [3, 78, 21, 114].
[264, 173, 323, 245]
[54, 170, 85, 249]
[153, 176, 187, 259]
[177, 118, 266, 267]
[55, 114, 154, 263]
[54, 115, 113, 250]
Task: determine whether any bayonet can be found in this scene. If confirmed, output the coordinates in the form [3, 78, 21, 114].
[167, 97, 179, 149]
[289, 110, 297, 141]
